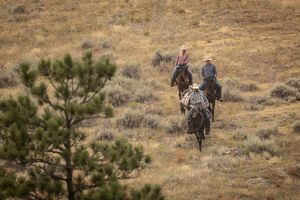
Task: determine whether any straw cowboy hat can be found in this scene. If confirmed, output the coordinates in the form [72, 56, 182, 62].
[191, 83, 199, 90]
[203, 56, 212, 61]
[180, 45, 188, 51]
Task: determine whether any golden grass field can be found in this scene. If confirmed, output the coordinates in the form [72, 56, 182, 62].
[1, 0, 300, 199]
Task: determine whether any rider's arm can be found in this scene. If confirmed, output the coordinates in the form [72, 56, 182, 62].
[213, 65, 217, 78]
[175, 55, 179, 66]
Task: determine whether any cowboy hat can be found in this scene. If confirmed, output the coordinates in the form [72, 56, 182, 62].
[180, 45, 188, 50]
[191, 83, 199, 90]
[203, 56, 212, 61]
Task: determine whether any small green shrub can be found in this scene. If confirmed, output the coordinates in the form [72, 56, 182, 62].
[121, 64, 140, 79]
[270, 83, 297, 100]
[292, 121, 300, 134]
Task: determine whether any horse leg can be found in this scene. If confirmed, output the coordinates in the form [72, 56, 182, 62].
[178, 90, 185, 114]
[195, 132, 202, 151]
[212, 100, 215, 122]
[181, 104, 185, 114]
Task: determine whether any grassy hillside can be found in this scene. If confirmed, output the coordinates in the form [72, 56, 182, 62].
[1, 0, 300, 199]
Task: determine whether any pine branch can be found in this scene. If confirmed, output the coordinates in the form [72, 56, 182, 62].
[83, 78, 107, 104]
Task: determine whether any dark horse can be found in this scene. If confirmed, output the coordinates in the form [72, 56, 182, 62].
[187, 107, 206, 151]
[176, 68, 190, 114]
[204, 78, 216, 122]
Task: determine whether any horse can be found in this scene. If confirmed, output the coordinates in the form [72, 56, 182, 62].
[188, 107, 206, 151]
[204, 78, 216, 122]
[176, 67, 190, 114]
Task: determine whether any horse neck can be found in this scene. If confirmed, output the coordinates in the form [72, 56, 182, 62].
[177, 71, 188, 82]
[205, 81, 216, 97]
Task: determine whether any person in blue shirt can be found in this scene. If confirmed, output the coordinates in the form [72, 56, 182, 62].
[199, 57, 222, 101]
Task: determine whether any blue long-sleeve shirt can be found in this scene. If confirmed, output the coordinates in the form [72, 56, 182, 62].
[201, 63, 217, 79]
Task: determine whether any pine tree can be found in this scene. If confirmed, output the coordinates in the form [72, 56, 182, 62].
[0, 52, 164, 200]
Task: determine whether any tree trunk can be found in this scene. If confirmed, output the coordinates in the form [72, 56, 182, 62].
[66, 158, 75, 200]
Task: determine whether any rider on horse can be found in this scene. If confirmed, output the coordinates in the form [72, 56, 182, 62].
[186, 84, 211, 135]
[170, 45, 193, 87]
[199, 57, 222, 101]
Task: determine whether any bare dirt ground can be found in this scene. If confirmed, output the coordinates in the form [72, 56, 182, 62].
[1, 0, 300, 199]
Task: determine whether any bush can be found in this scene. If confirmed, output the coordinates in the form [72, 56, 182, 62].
[145, 79, 165, 90]
[292, 121, 300, 134]
[0, 68, 18, 88]
[165, 117, 185, 134]
[232, 131, 248, 141]
[240, 82, 258, 92]
[256, 127, 280, 140]
[111, 76, 137, 91]
[223, 88, 244, 102]
[223, 77, 258, 92]
[143, 114, 160, 128]
[223, 78, 241, 90]
[117, 109, 144, 129]
[121, 64, 140, 79]
[134, 87, 157, 103]
[286, 78, 300, 90]
[270, 83, 297, 100]
[243, 135, 279, 156]
[104, 85, 131, 106]
[207, 156, 238, 169]
[116, 110, 160, 129]
[95, 129, 115, 141]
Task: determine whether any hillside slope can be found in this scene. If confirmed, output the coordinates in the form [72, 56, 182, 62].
[1, 0, 300, 199]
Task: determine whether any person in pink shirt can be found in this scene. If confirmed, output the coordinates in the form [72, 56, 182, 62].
[171, 45, 193, 87]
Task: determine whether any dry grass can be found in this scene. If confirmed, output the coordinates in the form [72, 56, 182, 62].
[1, 0, 300, 199]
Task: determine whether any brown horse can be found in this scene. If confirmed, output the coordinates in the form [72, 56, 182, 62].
[204, 78, 217, 122]
[176, 68, 190, 114]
